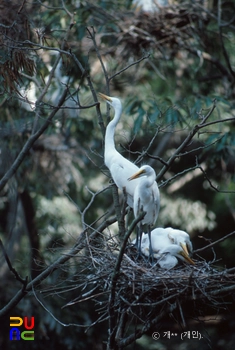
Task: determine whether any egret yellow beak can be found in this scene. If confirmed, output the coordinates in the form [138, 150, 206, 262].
[128, 168, 146, 181]
[98, 92, 112, 102]
[179, 243, 195, 265]
[180, 242, 189, 256]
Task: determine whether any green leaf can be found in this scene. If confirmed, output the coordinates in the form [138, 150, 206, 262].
[133, 107, 145, 133]
[148, 106, 161, 123]
[164, 106, 181, 124]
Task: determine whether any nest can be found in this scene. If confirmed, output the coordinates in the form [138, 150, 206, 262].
[68, 236, 235, 329]
[102, 2, 210, 60]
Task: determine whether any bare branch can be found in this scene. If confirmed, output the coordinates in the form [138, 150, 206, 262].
[107, 211, 146, 349]
[109, 53, 150, 82]
[118, 303, 177, 348]
[135, 127, 160, 165]
[196, 159, 235, 194]
[156, 100, 217, 182]
[161, 164, 200, 189]
[32, 285, 98, 328]
[86, 26, 107, 136]
[194, 230, 235, 254]
[87, 26, 109, 90]
[81, 185, 112, 230]
[0, 239, 28, 289]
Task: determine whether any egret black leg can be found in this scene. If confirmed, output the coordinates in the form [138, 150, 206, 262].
[135, 227, 139, 252]
[136, 225, 143, 258]
[139, 226, 143, 257]
[147, 225, 154, 264]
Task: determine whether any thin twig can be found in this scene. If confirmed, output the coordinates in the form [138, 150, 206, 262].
[109, 53, 150, 82]
[156, 100, 217, 182]
[117, 303, 177, 348]
[194, 230, 235, 254]
[32, 284, 98, 328]
[196, 158, 235, 193]
[135, 127, 160, 165]
[86, 26, 107, 135]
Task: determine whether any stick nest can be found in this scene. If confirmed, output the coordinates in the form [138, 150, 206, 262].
[71, 237, 235, 322]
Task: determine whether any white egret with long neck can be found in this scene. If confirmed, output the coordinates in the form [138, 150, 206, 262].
[99, 93, 160, 261]
[99, 92, 141, 207]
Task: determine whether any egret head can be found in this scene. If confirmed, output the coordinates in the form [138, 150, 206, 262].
[168, 228, 193, 254]
[177, 245, 195, 265]
[162, 244, 195, 265]
[128, 165, 156, 181]
[98, 92, 122, 111]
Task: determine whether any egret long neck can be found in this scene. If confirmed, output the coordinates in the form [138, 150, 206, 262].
[104, 107, 122, 165]
[105, 119, 116, 150]
[144, 174, 156, 188]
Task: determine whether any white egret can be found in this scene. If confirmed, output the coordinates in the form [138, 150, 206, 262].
[99, 92, 141, 207]
[99, 93, 160, 260]
[128, 165, 160, 261]
[139, 231, 194, 269]
[149, 227, 193, 257]
[163, 227, 193, 256]
[156, 245, 194, 269]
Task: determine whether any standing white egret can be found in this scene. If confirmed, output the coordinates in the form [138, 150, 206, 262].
[139, 230, 194, 269]
[99, 92, 141, 207]
[128, 165, 160, 261]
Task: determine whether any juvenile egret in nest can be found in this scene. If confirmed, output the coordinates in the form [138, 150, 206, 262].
[99, 92, 141, 207]
[136, 228, 194, 269]
[162, 227, 193, 256]
[128, 165, 160, 261]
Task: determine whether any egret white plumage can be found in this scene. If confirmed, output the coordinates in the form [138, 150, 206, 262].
[138, 230, 194, 269]
[128, 165, 160, 261]
[99, 92, 141, 207]
[156, 245, 193, 269]
[163, 227, 193, 256]
[99, 93, 160, 260]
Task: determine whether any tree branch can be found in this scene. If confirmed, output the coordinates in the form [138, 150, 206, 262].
[196, 159, 235, 194]
[109, 53, 150, 82]
[107, 211, 146, 350]
[194, 230, 235, 254]
[156, 100, 217, 182]
[117, 303, 177, 348]
[0, 239, 28, 289]
[0, 87, 68, 192]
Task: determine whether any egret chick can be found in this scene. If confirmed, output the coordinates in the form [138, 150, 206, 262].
[150, 227, 193, 256]
[140, 232, 194, 269]
[164, 227, 193, 256]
